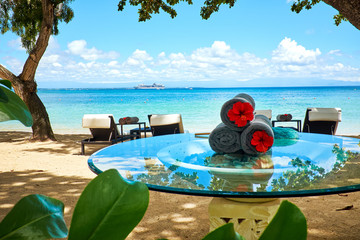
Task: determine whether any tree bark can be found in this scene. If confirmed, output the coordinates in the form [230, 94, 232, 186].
[0, 0, 56, 141]
[323, 0, 360, 31]
[12, 77, 56, 141]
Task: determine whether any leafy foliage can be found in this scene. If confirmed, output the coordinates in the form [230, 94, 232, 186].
[0, 0, 74, 52]
[118, 0, 352, 26]
[118, 0, 192, 21]
[0, 80, 33, 126]
[271, 144, 349, 191]
[333, 13, 348, 26]
[117, 0, 237, 21]
[291, 0, 348, 26]
[200, 0, 236, 20]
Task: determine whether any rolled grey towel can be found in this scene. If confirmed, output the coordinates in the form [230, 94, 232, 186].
[276, 114, 292, 121]
[209, 123, 242, 153]
[119, 116, 139, 124]
[220, 93, 255, 131]
[125, 116, 139, 124]
[119, 117, 127, 125]
[241, 115, 274, 155]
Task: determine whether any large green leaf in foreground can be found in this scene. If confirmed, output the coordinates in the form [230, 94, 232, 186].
[0, 194, 67, 239]
[202, 223, 244, 240]
[68, 169, 149, 240]
[0, 85, 32, 127]
[259, 200, 307, 240]
[0, 80, 12, 90]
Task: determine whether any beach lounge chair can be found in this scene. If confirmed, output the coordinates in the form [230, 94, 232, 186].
[81, 114, 123, 155]
[302, 108, 341, 135]
[148, 114, 184, 136]
[254, 109, 272, 120]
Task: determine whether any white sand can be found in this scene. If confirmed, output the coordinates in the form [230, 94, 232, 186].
[1, 131, 360, 239]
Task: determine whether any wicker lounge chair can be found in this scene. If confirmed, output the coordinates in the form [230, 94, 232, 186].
[148, 114, 184, 136]
[81, 114, 123, 155]
[254, 109, 272, 120]
[303, 108, 341, 135]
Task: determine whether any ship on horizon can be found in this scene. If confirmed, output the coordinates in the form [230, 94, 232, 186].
[134, 83, 165, 89]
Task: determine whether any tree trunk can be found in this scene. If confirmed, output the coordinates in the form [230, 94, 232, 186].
[0, 0, 56, 141]
[12, 78, 56, 141]
[323, 0, 360, 31]
[0, 65, 56, 141]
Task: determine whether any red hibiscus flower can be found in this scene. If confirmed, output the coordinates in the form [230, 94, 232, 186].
[250, 130, 274, 152]
[227, 102, 254, 127]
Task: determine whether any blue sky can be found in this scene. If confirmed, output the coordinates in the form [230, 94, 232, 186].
[1, 0, 360, 88]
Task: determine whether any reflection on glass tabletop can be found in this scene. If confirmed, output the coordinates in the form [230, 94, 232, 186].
[88, 133, 360, 198]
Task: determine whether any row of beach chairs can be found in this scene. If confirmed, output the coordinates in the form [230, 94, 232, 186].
[80, 108, 341, 155]
[81, 113, 184, 154]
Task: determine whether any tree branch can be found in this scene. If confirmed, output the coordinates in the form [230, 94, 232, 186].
[0, 64, 18, 83]
[19, 0, 54, 82]
[323, 0, 360, 31]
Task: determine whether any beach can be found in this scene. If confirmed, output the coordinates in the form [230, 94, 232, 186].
[1, 131, 360, 239]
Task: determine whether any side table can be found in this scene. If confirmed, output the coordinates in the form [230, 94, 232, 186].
[130, 126, 151, 139]
[272, 120, 302, 132]
[117, 122, 147, 141]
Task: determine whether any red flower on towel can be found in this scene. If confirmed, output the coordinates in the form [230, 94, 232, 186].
[227, 102, 254, 127]
[250, 130, 274, 152]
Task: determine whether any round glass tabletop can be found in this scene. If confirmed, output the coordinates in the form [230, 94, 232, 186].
[88, 133, 360, 198]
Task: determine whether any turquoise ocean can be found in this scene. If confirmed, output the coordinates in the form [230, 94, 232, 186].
[2, 86, 360, 135]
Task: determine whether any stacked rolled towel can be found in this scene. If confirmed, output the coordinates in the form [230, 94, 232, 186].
[276, 114, 292, 121]
[209, 93, 275, 155]
[220, 93, 256, 132]
[240, 115, 274, 155]
[208, 123, 242, 153]
[119, 116, 139, 125]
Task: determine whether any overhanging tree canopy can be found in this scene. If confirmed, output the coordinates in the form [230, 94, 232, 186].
[291, 0, 360, 31]
[117, 0, 360, 30]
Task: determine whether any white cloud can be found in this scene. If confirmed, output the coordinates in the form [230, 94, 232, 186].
[8, 38, 25, 51]
[124, 49, 153, 67]
[3, 37, 359, 85]
[131, 49, 153, 61]
[191, 41, 236, 64]
[2, 57, 23, 75]
[108, 61, 118, 67]
[272, 37, 321, 65]
[67, 40, 86, 55]
[67, 40, 119, 61]
[328, 50, 342, 56]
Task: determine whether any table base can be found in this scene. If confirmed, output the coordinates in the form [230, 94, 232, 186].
[208, 198, 280, 240]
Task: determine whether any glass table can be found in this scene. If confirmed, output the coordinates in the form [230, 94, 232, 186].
[88, 133, 360, 239]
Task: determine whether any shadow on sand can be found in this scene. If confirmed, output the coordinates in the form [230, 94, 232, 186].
[0, 170, 211, 240]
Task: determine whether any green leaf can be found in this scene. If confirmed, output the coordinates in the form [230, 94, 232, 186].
[0, 85, 33, 127]
[0, 194, 68, 239]
[0, 80, 12, 90]
[259, 200, 307, 240]
[68, 169, 149, 240]
[202, 223, 244, 240]
[0, 87, 8, 103]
